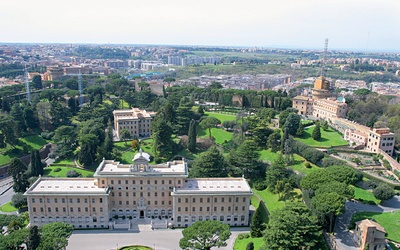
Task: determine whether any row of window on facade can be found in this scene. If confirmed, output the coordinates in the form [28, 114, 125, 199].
[177, 206, 246, 212]
[33, 216, 105, 223]
[120, 120, 151, 125]
[32, 197, 103, 204]
[32, 206, 104, 213]
[176, 215, 246, 223]
[111, 208, 172, 216]
[110, 200, 172, 206]
[111, 191, 169, 197]
[105, 179, 179, 185]
[177, 197, 246, 203]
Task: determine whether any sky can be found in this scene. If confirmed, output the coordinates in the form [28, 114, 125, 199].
[0, 0, 399, 52]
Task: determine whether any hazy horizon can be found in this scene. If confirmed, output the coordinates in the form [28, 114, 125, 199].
[1, 0, 399, 52]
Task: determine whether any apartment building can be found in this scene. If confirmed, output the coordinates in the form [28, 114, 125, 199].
[25, 151, 252, 229]
[354, 219, 386, 250]
[366, 128, 395, 155]
[113, 108, 156, 139]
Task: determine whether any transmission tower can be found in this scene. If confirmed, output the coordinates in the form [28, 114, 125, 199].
[320, 38, 329, 77]
[24, 65, 31, 102]
[78, 69, 83, 106]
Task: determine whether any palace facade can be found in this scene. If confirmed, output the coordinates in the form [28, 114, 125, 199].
[25, 151, 252, 229]
[113, 108, 156, 140]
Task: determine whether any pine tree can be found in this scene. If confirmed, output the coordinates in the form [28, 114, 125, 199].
[190, 145, 226, 178]
[188, 120, 197, 152]
[312, 123, 321, 140]
[250, 202, 266, 237]
[28, 225, 41, 250]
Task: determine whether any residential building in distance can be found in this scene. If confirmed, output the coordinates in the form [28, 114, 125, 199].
[354, 219, 386, 250]
[113, 108, 156, 139]
[25, 151, 252, 229]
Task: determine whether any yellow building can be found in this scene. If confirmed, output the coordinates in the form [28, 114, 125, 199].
[25, 151, 252, 229]
[313, 98, 347, 119]
[113, 108, 156, 139]
[311, 76, 331, 100]
[366, 128, 395, 155]
[292, 96, 313, 116]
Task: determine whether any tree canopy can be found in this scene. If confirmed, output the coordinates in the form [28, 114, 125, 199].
[179, 220, 231, 250]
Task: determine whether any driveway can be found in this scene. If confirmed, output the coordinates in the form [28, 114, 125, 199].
[334, 196, 400, 250]
[67, 227, 249, 250]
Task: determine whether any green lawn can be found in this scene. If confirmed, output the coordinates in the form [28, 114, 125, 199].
[198, 127, 233, 145]
[121, 139, 155, 164]
[204, 112, 236, 123]
[353, 186, 380, 205]
[0, 202, 18, 212]
[295, 126, 348, 148]
[252, 188, 285, 212]
[19, 135, 50, 150]
[260, 149, 320, 175]
[350, 211, 400, 242]
[234, 236, 264, 250]
[53, 157, 75, 165]
[114, 141, 131, 151]
[0, 154, 12, 167]
[44, 166, 94, 177]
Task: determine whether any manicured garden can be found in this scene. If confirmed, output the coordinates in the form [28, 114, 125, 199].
[350, 210, 400, 242]
[252, 188, 285, 212]
[44, 166, 94, 177]
[204, 112, 236, 123]
[234, 236, 264, 250]
[19, 135, 50, 150]
[295, 126, 348, 148]
[0, 202, 18, 212]
[198, 127, 233, 145]
[353, 186, 380, 205]
[260, 149, 320, 175]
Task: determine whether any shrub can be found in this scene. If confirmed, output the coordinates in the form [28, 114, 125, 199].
[305, 162, 311, 168]
[246, 242, 254, 250]
[382, 159, 391, 170]
[253, 181, 267, 191]
[237, 233, 250, 240]
[66, 170, 81, 178]
[366, 180, 378, 189]
[373, 183, 394, 201]
[53, 167, 62, 172]
[40, 131, 54, 140]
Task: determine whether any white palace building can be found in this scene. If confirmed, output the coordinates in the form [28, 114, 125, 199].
[25, 150, 252, 230]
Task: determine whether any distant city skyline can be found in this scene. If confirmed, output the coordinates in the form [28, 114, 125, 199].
[0, 0, 399, 52]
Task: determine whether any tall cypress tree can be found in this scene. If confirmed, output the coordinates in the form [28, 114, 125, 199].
[312, 123, 321, 140]
[188, 120, 197, 152]
[28, 225, 41, 250]
[250, 201, 266, 237]
[30, 150, 44, 177]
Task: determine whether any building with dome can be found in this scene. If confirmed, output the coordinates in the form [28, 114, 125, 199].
[25, 150, 252, 229]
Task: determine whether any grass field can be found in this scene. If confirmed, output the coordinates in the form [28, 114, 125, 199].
[252, 188, 285, 212]
[198, 127, 233, 145]
[0, 134, 49, 166]
[44, 166, 94, 177]
[350, 211, 400, 242]
[0, 202, 18, 212]
[353, 186, 380, 205]
[234, 237, 264, 250]
[19, 135, 50, 150]
[204, 112, 236, 123]
[53, 157, 75, 165]
[260, 149, 320, 175]
[295, 126, 348, 148]
[120, 139, 155, 164]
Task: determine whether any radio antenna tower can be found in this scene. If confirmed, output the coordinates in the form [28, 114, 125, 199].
[24, 65, 31, 102]
[320, 38, 329, 77]
[78, 69, 83, 106]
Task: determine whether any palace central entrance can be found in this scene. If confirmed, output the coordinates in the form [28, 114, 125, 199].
[140, 210, 144, 219]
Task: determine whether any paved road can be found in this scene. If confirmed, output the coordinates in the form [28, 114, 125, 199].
[67, 227, 249, 250]
[334, 196, 400, 250]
